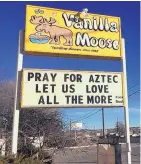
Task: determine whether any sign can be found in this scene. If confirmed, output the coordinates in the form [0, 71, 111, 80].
[21, 69, 124, 108]
[71, 122, 82, 129]
[24, 5, 122, 59]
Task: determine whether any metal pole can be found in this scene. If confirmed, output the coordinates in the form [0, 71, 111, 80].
[102, 108, 105, 137]
[11, 31, 24, 155]
[122, 38, 131, 164]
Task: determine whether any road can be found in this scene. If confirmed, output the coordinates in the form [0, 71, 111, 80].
[53, 143, 140, 164]
[121, 143, 140, 164]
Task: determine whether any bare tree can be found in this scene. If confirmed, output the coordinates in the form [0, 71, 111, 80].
[0, 80, 65, 156]
[19, 108, 64, 148]
[115, 121, 125, 136]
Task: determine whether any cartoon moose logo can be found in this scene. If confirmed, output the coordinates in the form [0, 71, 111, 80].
[29, 15, 73, 46]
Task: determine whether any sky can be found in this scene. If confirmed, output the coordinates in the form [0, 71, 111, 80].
[0, 1, 140, 129]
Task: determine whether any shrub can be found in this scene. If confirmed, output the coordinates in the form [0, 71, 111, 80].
[0, 155, 43, 164]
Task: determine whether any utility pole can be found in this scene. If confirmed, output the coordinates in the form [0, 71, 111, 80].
[74, 129, 77, 142]
[117, 118, 119, 134]
[102, 108, 105, 137]
[94, 126, 95, 131]
[70, 119, 72, 139]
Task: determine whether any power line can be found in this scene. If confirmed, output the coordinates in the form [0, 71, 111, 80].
[58, 87, 140, 142]
[128, 89, 140, 98]
[75, 109, 102, 122]
[72, 108, 98, 122]
[128, 83, 140, 90]
[65, 84, 140, 128]
[71, 88, 140, 123]
[73, 89, 140, 128]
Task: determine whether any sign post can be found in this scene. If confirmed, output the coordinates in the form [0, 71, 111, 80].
[122, 39, 131, 164]
[102, 108, 105, 138]
[71, 122, 82, 142]
[10, 6, 131, 164]
[11, 31, 24, 154]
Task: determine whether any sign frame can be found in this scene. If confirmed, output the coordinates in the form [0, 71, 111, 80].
[20, 68, 125, 108]
[12, 22, 131, 164]
[24, 5, 122, 60]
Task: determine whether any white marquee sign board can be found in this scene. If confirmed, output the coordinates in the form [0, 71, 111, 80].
[71, 122, 83, 129]
[21, 69, 124, 108]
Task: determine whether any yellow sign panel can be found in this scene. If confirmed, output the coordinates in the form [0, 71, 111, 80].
[24, 5, 122, 59]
